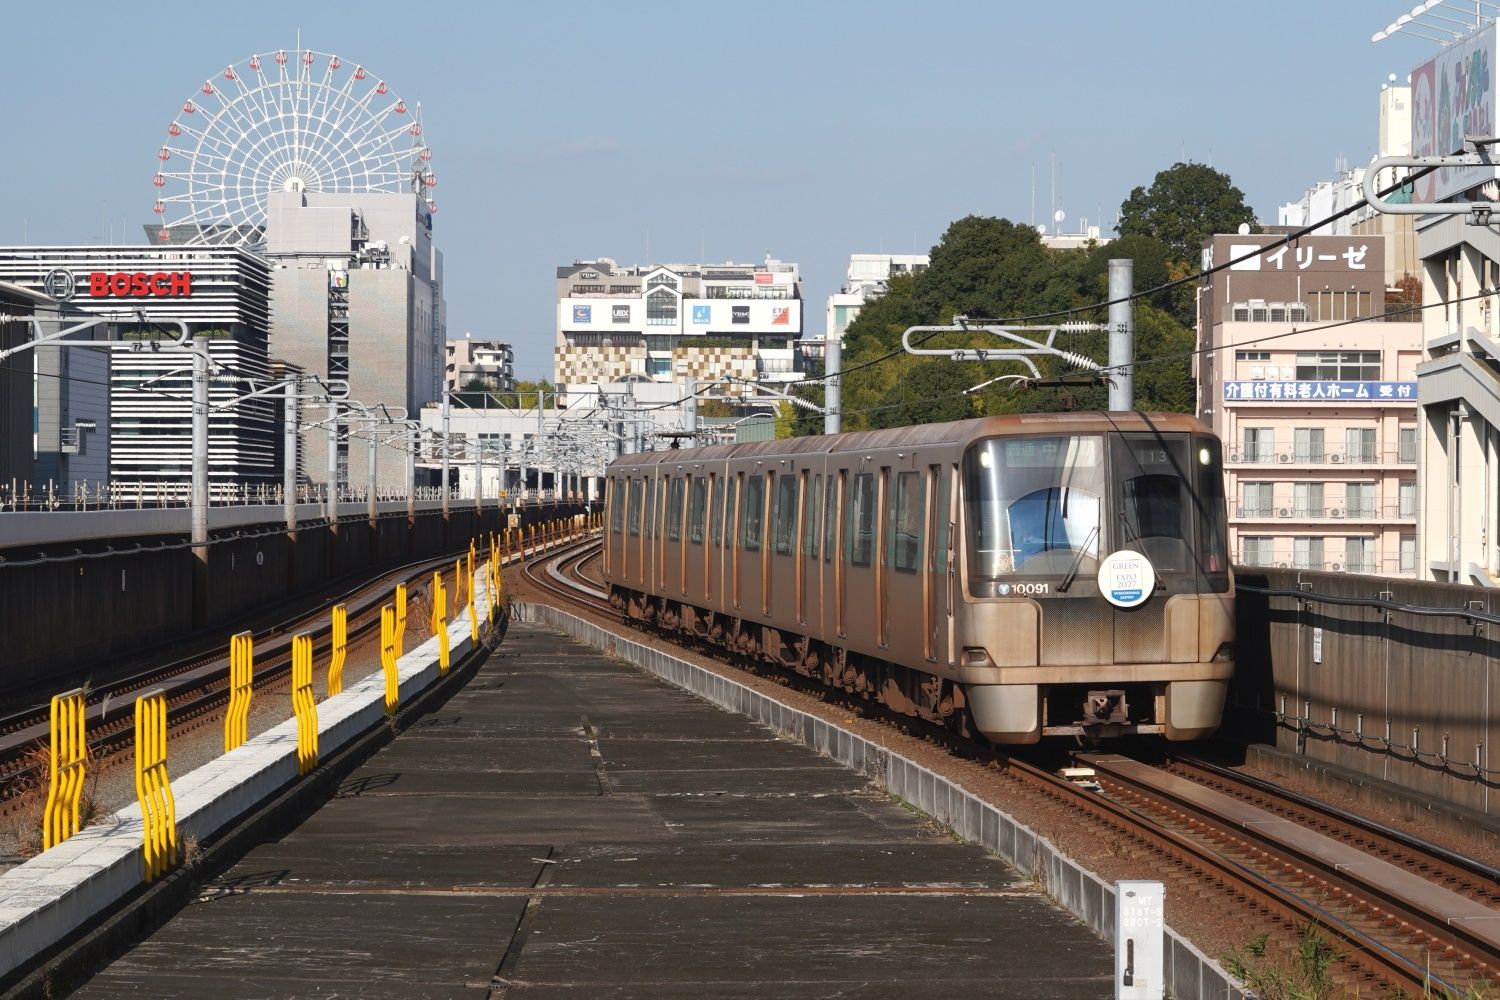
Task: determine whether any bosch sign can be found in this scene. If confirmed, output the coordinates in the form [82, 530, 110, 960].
[86, 271, 193, 298]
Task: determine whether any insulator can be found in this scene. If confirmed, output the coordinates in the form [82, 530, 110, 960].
[1056, 349, 1101, 370]
[1058, 321, 1102, 334]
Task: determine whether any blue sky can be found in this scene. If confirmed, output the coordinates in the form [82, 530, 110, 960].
[0, 1, 1443, 379]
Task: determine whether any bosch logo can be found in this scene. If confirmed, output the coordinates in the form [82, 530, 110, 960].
[87, 271, 193, 298]
[42, 269, 76, 301]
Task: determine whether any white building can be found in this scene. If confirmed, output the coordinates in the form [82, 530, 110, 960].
[825, 253, 928, 342]
[445, 338, 515, 392]
[554, 256, 804, 398]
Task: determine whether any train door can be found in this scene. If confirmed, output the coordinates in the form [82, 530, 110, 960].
[845, 471, 877, 644]
[887, 468, 924, 660]
[627, 477, 643, 586]
[799, 471, 819, 626]
[739, 474, 765, 616]
[835, 469, 849, 637]
[708, 472, 723, 607]
[686, 474, 706, 601]
[925, 464, 950, 662]
[731, 472, 744, 610]
[664, 475, 684, 597]
[771, 471, 797, 617]
[877, 467, 891, 648]
[823, 472, 837, 637]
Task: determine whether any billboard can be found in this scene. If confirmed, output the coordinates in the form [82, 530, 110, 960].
[572, 304, 592, 324]
[732, 305, 749, 324]
[611, 304, 629, 323]
[1411, 23, 1497, 203]
[692, 304, 711, 324]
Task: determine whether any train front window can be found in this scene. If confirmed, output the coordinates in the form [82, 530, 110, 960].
[965, 436, 1104, 594]
[1112, 435, 1192, 573]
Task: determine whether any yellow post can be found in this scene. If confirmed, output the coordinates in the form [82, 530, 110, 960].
[467, 558, 479, 645]
[42, 688, 86, 850]
[134, 690, 177, 881]
[454, 557, 465, 615]
[292, 634, 318, 775]
[380, 605, 399, 717]
[529, 524, 536, 556]
[224, 631, 253, 753]
[328, 604, 348, 696]
[395, 583, 408, 659]
[432, 572, 450, 675]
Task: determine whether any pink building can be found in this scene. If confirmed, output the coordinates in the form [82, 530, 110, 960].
[1196, 234, 1422, 576]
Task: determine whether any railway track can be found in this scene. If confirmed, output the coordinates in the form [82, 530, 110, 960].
[528, 544, 1500, 998]
[0, 549, 468, 810]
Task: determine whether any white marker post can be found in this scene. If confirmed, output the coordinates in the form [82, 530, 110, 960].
[1116, 880, 1164, 999]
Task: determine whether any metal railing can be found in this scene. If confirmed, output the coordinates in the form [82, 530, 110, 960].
[1234, 501, 1415, 521]
[0, 481, 583, 512]
[1227, 447, 1415, 467]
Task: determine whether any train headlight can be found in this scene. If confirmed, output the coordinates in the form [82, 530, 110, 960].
[1199, 447, 1212, 466]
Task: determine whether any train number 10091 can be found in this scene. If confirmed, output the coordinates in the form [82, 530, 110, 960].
[997, 582, 1050, 596]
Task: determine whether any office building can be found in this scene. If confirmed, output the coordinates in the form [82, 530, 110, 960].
[825, 253, 928, 343]
[264, 191, 446, 490]
[446, 338, 515, 392]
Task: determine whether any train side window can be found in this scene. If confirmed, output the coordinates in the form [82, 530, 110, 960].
[887, 471, 924, 573]
[846, 473, 875, 567]
[611, 480, 625, 535]
[711, 475, 726, 546]
[823, 474, 837, 563]
[627, 479, 642, 537]
[689, 477, 707, 545]
[722, 476, 738, 548]
[644, 477, 656, 540]
[742, 475, 765, 552]
[773, 474, 797, 555]
[666, 476, 684, 542]
[802, 474, 821, 557]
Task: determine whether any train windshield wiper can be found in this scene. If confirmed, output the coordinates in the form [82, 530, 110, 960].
[1057, 524, 1099, 593]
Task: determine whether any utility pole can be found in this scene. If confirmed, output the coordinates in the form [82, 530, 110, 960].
[824, 333, 841, 435]
[191, 333, 210, 628]
[327, 401, 340, 519]
[1107, 258, 1135, 411]
[283, 381, 299, 533]
[440, 390, 451, 519]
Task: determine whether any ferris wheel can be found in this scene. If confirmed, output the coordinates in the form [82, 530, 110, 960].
[151, 47, 435, 246]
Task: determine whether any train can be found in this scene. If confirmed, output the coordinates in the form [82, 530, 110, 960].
[601, 411, 1233, 744]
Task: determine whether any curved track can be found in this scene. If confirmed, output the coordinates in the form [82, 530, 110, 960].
[530, 544, 1500, 998]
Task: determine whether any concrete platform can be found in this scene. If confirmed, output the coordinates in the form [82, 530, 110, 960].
[72, 622, 1114, 998]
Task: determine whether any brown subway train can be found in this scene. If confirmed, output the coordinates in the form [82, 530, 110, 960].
[602, 412, 1234, 744]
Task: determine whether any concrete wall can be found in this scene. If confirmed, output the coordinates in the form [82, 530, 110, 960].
[1232, 566, 1500, 821]
[0, 501, 584, 694]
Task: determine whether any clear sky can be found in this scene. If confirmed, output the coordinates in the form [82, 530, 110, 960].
[0, 0, 1445, 379]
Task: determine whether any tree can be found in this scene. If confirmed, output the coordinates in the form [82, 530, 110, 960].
[773, 402, 798, 439]
[1119, 162, 1257, 265]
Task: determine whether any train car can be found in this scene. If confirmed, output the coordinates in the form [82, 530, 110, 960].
[603, 412, 1233, 744]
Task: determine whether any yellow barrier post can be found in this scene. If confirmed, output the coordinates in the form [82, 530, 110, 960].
[395, 583, 408, 659]
[134, 689, 177, 881]
[466, 556, 479, 644]
[292, 634, 318, 775]
[431, 572, 450, 675]
[380, 605, 400, 717]
[328, 604, 348, 696]
[224, 631, 253, 753]
[42, 688, 86, 850]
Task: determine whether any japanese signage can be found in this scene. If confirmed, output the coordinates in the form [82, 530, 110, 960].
[692, 304, 711, 324]
[771, 307, 789, 325]
[572, 304, 591, 324]
[87, 271, 193, 298]
[732, 305, 749, 324]
[1228, 243, 1369, 272]
[1411, 23, 1497, 203]
[611, 304, 629, 323]
[1222, 380, 1416, 403]
[754, 272, 773, 285]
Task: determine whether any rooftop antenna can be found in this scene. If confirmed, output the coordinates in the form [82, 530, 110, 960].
[1031, 161, 1036, 228]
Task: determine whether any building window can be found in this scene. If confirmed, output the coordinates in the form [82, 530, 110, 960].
[1293, 427, 1325, 464]
[646, 273, 679, 290]
[1344, 482, 1374, 518]
[1344, 537, 1374, 574]
[1293, 537, 1324, 570]
[1398, 425, 1417, 463]
[1293, 482, 1325, 518]
[1398, 479, 1416, 518]
[1241, 482, 1274, 518]
[1306, 290, 1374, 322]
[646, 357, 671, 376]
[646, 287, 677, 326]
[1235, 350, 1271, 361]
[1295, 351, 1380, 381]
[1400, 534, 1416, 573]
[1243, 427, 1275, 463]
[1240, 536, 1273, 566]
[1344, 427, 1376, 463]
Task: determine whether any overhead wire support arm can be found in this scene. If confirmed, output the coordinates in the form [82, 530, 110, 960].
[1364, 135, 1500, 223]
[901, 317, 1105, 377]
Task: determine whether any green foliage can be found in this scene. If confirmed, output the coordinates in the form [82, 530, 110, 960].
[816, 209, 1200, 435]
[696, 398, 734, 419]
[773, 401, 797, 439]
[1222, 925, 1344, 1000]
[1119, 161, 1257, 265]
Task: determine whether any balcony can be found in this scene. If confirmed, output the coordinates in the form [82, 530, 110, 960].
[1227, 447, 1415, 468]
[1234, 503, 1415, 522]
[1236, 556, 1402, 576]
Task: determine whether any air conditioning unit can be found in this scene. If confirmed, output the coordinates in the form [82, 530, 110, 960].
[1278, 453, 1294, 464]
[1330, 453, 1343, 464]
[1331, 562, 1344, 572]
[1330, 508, 1344, 518]
[1228, 451, 1243, 463]
[1278, 507, 1292, 518]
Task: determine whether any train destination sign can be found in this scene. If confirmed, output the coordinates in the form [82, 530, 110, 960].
[1222, 381, 1416, 403]
[1098, 550, 1155, 609]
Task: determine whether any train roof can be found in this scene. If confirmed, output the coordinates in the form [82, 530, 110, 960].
[607, 411, 1212, 470]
